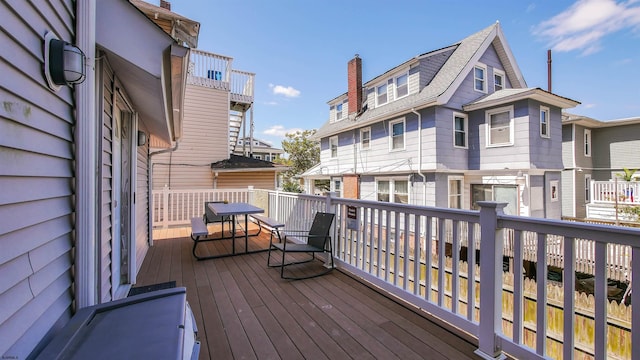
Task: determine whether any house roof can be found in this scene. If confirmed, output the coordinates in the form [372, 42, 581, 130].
[210, 155, 289, 173]
[563, 113, 640, 128]
[97, 0, 190, 145]
[463, 88, 580, 111]
[130, 0, 200, 48]
[314, 22, 529, 139]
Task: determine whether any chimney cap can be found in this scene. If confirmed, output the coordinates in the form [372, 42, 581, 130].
[354, 54, 359, 58]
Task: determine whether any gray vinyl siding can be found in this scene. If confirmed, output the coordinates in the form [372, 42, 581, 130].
[98, 57, 115, 303]
[152, 84, 229, 190]
[545, 172, 562, 219]
[528, 102, 563, 170]
[0, 1, 75, 357]
[573, 125, 593, 170]
[561, 170, 575, 217]
[592, 123, 640, 172]
[433, 107, 467, 170]
[562, 124, 575, 168]
[135, 124, 150, 275]
[468, 100, 532, 170]
[446, 44, 510, 110]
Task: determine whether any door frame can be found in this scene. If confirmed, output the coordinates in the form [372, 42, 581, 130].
[111, 80, 138, 300]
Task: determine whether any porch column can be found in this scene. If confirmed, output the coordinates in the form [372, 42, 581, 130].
[475, 201, 507, 360]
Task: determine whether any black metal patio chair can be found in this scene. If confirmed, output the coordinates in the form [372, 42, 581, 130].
[267, 212, 335, 280]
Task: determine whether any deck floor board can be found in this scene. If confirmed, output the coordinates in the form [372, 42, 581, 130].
[138, 232, 481, 360]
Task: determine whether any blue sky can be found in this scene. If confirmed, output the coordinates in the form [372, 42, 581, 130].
[150, 0, 640, 148]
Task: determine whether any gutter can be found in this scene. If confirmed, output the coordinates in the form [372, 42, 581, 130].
[148, 142, 179, 246]
[411, 108, 427, 207]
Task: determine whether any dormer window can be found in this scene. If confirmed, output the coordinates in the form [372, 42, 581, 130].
[376, 83, 388, 106]
[336, 102, 343, 121]
[474, 64, 487, 93]
[395, 73, 408, 98]
[494, 69, 504, 91]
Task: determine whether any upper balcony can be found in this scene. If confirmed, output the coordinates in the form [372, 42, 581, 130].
[148, 187, 640, 359]
[187, 49, 255, 112]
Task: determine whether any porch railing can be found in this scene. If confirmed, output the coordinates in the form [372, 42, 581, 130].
[186, 49, 254, 102]
[591, 180, 639, 204]
[151, 188, 640, 359]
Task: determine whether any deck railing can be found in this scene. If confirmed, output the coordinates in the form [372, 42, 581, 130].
[591, 180, 639, 204]
[186, 49, 254, 102]
[151, 188, 640, 359]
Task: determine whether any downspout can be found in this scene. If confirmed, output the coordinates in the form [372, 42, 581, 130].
[76, 0, 97, 308]
[148, 142, 179, 246]
[411, 109, 426, 207]
[353, 129, 357, 173]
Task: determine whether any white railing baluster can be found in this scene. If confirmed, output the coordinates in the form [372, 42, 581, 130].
[467, 223, 476, 322]
[438, 218, 446, 307]
[413, 215, 421, 296]
[563, 236, 575, 360]
[451, 220, 460, 314]
[425, 216, 433, 302]
[594, 242, 607, 360]
[513, 230, 523, 345]
[535, 232, 547, 356]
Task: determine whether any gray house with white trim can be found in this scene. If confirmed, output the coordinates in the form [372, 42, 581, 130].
[1, 0, 193, 357]
[562, 114, 640, 219]
[302, 22, 579, 218]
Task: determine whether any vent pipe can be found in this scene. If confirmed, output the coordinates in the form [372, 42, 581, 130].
[547, 49, 552, 93]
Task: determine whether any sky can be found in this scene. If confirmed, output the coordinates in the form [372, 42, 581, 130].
[148, 0, 640, 148]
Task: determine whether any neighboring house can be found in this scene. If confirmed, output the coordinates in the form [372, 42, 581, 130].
[211, 155, 288, 189]
[137, 4, 286, 192]
[302, 22, 579, 218]
[561, 114, 640, 219]
[1, 0, 193, 357]
[234, 137, 284, 161]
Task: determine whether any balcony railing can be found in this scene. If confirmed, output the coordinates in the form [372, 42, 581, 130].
[150, 187, 640, 359]
[591, 180, 639, 204]
[186, 49, 254, 102]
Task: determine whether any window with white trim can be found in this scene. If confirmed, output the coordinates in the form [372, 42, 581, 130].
[329, 136, 338, 158]
[361, 127, 371, 150]
[377, 179, 409, 204]
[584, 129, 591, 157]
[331, 177, 343, 197]
[585, 174, 591, 202]
[494, 69, 505, 91]
[540, 106, 550, 138]
[474, 64, 487, 93]
[486, 106, 514, 147]
[448, 176, 463, 209]
[453, 113, 467, 148]
[376, 82, 388, 106]
[389, 119, 405, 150]
[550, 180, 559, 202]
[395, 73, 408, 99]
[336, 102, 343, 121]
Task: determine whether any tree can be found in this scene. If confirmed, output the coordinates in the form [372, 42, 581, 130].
[617, 168, 638, 182]
[280, 129, 320, 177]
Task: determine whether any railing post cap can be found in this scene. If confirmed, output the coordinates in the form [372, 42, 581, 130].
[477, 201, 508, 210]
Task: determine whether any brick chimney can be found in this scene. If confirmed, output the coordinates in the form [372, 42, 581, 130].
[348, 54, 362, 116]
[160, 0, 171, 10]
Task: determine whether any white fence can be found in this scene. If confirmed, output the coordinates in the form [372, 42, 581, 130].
[151, 188, 640, 359]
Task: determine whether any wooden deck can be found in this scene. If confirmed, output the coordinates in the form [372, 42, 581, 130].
[138, 227, 482, 360]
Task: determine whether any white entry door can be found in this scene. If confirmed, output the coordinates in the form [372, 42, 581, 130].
[112, 99, 134, 299]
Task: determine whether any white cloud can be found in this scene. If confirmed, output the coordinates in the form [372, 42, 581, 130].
[533, 0, 640, 55]
[526, 3, 536, 13]
[262, 101, 278, 106]
[263, 125, 304, 138]
[269, 83, 301, 98]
